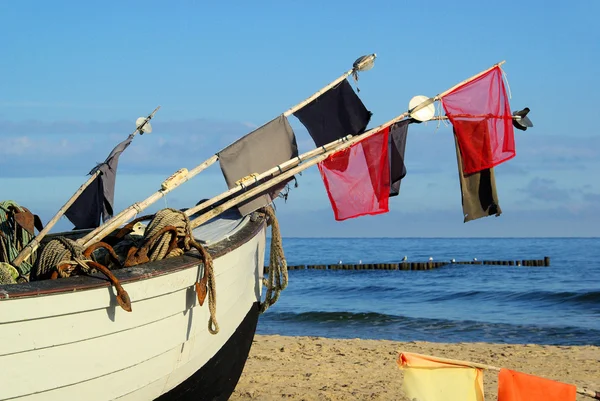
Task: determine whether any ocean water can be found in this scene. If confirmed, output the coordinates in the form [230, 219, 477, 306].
[257, 238, 600, 345]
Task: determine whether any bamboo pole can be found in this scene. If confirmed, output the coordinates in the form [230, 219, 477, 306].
[183, 133, 352, 218]
[79, 154, 218, 248]
[398, 351, 600, 399]
[181, 56, 375, 218]
[79, 55, 376, 247]
[428, 115, 524, 121]
[11, 106, 160, 268]
[189, 61, 506, 229]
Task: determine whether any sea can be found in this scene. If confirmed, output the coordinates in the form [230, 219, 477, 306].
[257, 237, 600, 345]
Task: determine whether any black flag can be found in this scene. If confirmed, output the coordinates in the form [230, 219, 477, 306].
[389, 120, 411, 197]
[65, 134, 134, 229]
[293, 79, 372, 147]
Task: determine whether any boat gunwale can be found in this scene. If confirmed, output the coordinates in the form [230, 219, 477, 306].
[0, 211, 267, 300]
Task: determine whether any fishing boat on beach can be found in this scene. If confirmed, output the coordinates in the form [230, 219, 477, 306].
[0, 54, 534, 400]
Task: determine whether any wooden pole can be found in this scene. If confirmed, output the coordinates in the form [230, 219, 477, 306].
[184, 131, 353, 218]
[398, 351, 600, 399]
[79, 154, 218, 248]
[11, 106, 160, 268]
[189, 61, 506, 230]
[183, 56, 376, 218]
[79, 55, 376, 247]
[428, 114, 525, 121]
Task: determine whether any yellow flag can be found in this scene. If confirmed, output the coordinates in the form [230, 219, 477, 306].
[397, 352, 485, 401]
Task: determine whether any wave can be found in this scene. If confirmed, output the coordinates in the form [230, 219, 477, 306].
[426, 289, 600, 307]
[258, 310, 600, 345]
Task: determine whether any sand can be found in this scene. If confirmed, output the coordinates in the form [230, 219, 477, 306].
[231, 335, 600, 401]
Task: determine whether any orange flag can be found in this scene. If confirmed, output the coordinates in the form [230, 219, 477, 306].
[498, 368, 576, 401]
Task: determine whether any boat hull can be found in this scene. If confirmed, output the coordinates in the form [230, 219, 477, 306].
[156, 302, 260, 401]
[0, 212, 267, 401]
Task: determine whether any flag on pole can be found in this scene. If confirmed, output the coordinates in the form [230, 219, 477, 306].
[498, 368, 576, 401]
[388, 119, 411, 197]
[65, 133, 134, 229]
[454, 130, 502, 222]
[317, 127, 390, 221]
[293, 79, 372, 148]
[441, 66, 515, 175]
[397, 352, 485, 401]
[218, 115, 299, 216]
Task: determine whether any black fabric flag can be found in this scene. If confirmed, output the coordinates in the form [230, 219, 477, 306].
[293, 79, 372, 147]
[218, 115, 298, 216]
[454, 132, 502, 222]
[65, 134, 134, 229]
[389, 120, 411, 197]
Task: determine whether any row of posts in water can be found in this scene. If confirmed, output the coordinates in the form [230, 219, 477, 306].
[265, 257, 551, 272]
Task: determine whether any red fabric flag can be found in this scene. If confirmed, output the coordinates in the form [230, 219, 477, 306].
[318, 128, 390, 221]
[441, 66, 515, 175]
[498, 368, 576, 401]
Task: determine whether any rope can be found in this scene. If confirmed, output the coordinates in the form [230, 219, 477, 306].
[0, 200, 37, 280]
[31, 236, 92, 280]
[137, 208, 219, 334]
[260, 205, 288, 314]
[142, 208, 190, 262]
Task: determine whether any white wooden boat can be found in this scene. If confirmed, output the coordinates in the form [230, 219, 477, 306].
[0, 208, 268, 401]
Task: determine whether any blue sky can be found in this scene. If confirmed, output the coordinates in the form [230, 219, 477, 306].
[1, 0, 599, 237]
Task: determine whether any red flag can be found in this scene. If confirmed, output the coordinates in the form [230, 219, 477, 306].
[318, 128, 390, 221]
[441, 66, 515, 175]
[498, 368, 576, 401]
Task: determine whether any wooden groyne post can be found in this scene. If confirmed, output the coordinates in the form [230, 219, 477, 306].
[264, 257, 551, 273]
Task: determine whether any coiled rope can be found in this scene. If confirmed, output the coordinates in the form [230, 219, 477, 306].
[31, 236, 92, 280]
[128, 208, 219, 334]
[0, 200, 37, 283]
[260, 205, 288, 314]
[32, 236, 133, 312]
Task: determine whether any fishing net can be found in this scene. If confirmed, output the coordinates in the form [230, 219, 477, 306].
[318, 127, 390, 221]
[441, 66, 515, 175]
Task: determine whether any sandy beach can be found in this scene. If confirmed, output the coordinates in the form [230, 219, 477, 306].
[231, 334, 600, 401]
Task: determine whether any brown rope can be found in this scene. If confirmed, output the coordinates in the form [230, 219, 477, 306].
[124, 208, 219, 334]
[260, 205, 288, 314]
[32, 237, 92, 280]
[31, 237, 132, 311]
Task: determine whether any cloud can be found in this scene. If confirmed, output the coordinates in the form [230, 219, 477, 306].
[0, 118, 257, 177]
[521, 177, 572, 202]
[582, 192, 600, 203]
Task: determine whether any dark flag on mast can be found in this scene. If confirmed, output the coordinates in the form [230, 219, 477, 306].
[453, 129, 502, 223]
[218, 115, 299, 216]
[293, 79, 372, 148]
[388, 119, 411, 197]
[65, 134, 134, 229]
